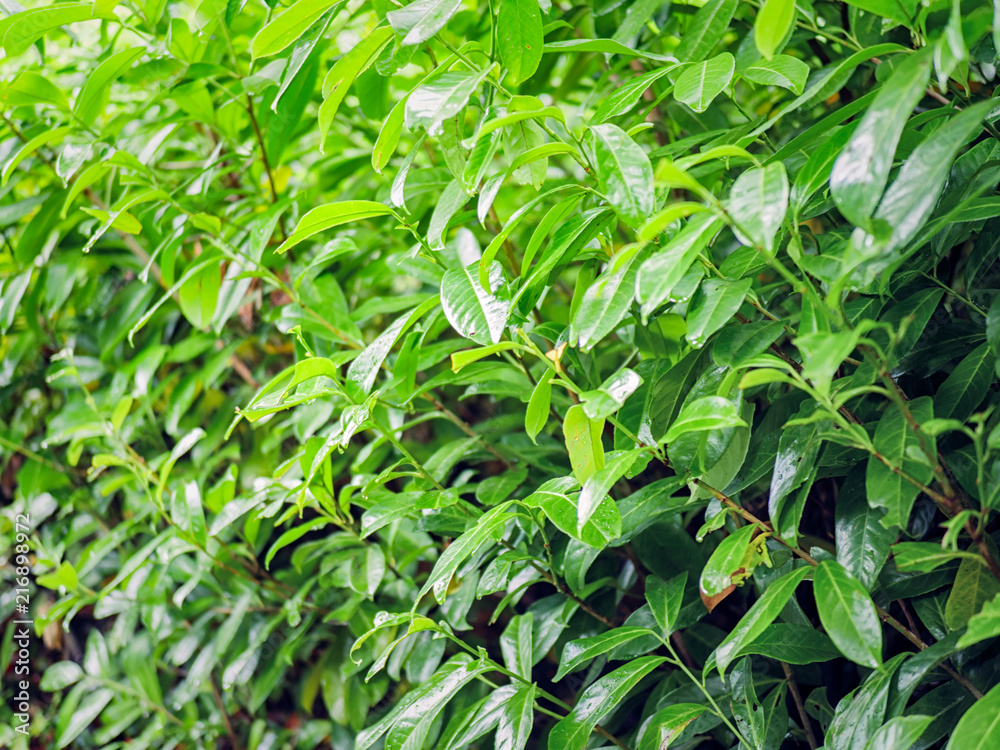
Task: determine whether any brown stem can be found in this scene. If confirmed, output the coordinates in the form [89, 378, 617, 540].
[246, 94, 279, 206]
[781, 661, 818, 750]
[423, 394, 515, 470]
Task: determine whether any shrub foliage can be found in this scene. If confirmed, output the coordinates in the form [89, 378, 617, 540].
[5, 0, 1000, 748]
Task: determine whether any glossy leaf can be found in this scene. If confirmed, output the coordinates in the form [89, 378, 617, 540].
[814, 560, 882, 669]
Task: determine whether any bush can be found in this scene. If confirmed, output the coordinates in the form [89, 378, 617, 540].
[4, 0, 1000, 747]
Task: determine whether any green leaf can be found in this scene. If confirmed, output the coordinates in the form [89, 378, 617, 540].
[318, 26, 395, 145]
[276, 201, 396, 254]
[577, 450, 638, 538]
[547, 657, 666, 750]
[497, 0, 543, 85]
[592, 68, 675, 125]
[525, 477, 621, 548]
[418, 502, 515, 604]
[664, 396, 747, 443]
[526, 374, 553, 444]
[674, 0, 738, 62]
[865, 397, 935, 530]
[842, 0, 917, 27]
[569, 245, 643, 351]
[582, 368, 644, 420]
[56, 687, 115, 749]
[726, 163, 788, 253]
[945, 680, 1000, 749]
[893, 542, 981, 573]
[957, 593, 1000, 649]
[829, 49, 931, 227]
[742, 55, 808, 94]
[684, 278, 751, 347]
[496, 683, 535, 750]
[500, 613, 534, 679]
[441, 261, 510, 345]
[387, 0, 462, 46]
[753, 0, 795, 60]
[74, 47, 145, 127]
[713, 565, 811, 675]
[3, 4, 117, 57]
[554, 626, 654, 681]
[674, 53, 735, 113]
[835, 469, 895, 590]
[645, 572, 687, 637]
[699, 524, 768, 602]
[590, 124, 654, 227]
[40, 661, 85, 691]
[406, 69, 493, 136]
[873, 103, 990, 254]
[637, 214, 723, 319]
[251, 0, 343, 59]
[563, 404, 606, 485]
[637, 704, 707, 750]
[814, 559, 882, 669]
[720, 622, 840, 665]
[935, 344, 992, 422]
[944, 554, 1000, 630]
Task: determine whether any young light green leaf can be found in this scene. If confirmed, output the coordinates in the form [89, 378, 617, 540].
[674, 53, 735, 113]
[726, 162, 788, 252]
[753, 0, 795, 60]
[742, 55, 808, 94]
[664, 396, 747, 443]
[674, 0, 738, 62]
[563, 404, 605, 484]
[250, 0, 343, 59]
[387, 0, 462, 46]
[497, 0, 543, 85]
[276, 201, 396, 254]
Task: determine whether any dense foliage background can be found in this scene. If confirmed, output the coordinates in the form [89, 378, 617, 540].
[5, 0, 1000, 747]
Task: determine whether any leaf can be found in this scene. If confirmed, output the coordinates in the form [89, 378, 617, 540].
[944, 554, 1000, 630]
[569, 246, 642, 351]
[721, 623, 840, 665]
[387, 0, 462, 46]
[563, 404, 606, 484]
[2, 126, 72, 186]
[543, 38, 676, 63]
[40, 661, 84, 691]
[945, 681, 1000, 750]
[496, 683, 535, 750]
[935, 344, 992, 422]
[865, 397, 935, 530]
[674, 0, 738, 62]
[276, 201, 396, 254]
[873, 103, 990, 254]
[637, 704, 707, 750]
[713, 565, 812, 675]
[835, 469, 895, 590]
[753, 0, 795, 60]
[526, 375, 553, 444]
[684, 278, 751, 347]
[56, 687, 115, 748]
[637, 214, 723, 319]
[674, 53, 735, 113]
[726, 163, 789, 252]
[546, 657, 666, 750]
[742, 55, 809, 94]
[893, 542, 980, 573]
[500, 613, 534, 680]
[957, 593, 1000, 648]
[582, 368, 644, 421]
[863, 716, 934, 750]
[525, 477, 621, 548]
[3, 4, 117, 58]
[829, 49, 931, 227]
[645, 572, 687, 637]
[577, 450, 639, 538]
[251, 0, 342, 59]
[590, 124, 654, 227]
[842, 0, 917, 27]
[699, 524, 767, 605]
[497, 0, 543, 85]
[554, 626, 654, 681]
[318, 26, 395, 144]
[74, 47, 145, 127]
[441, 261, 510, 345]
[664, 396, 747, 443]
[417, 502, 515, 604]
[814, 560, 882, 669]
[592, 67, 675, 125]
[406, 69, 493, 136]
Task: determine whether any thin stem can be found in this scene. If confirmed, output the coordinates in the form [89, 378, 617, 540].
[781, 661, 818, 750]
